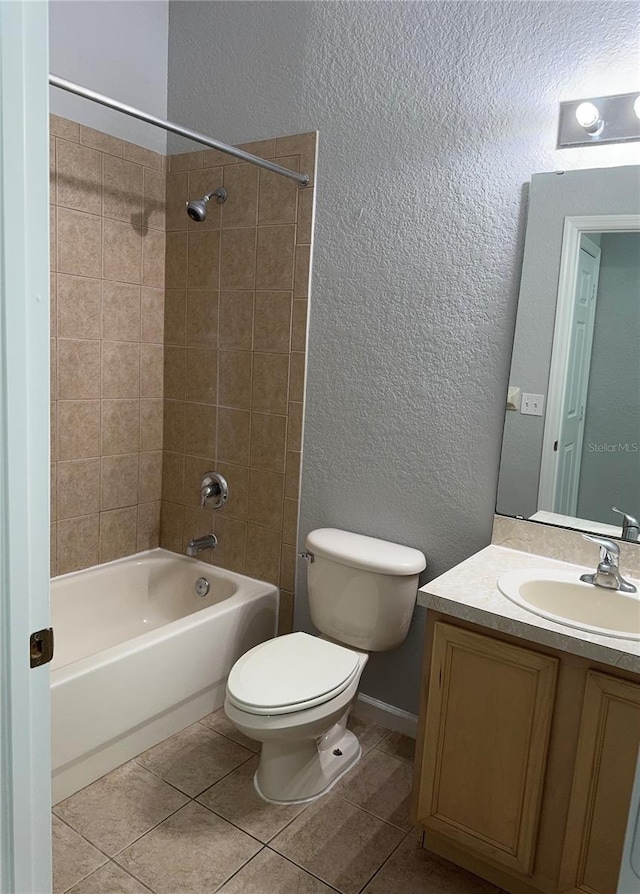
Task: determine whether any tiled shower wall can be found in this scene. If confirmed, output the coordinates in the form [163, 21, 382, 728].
[50, 115, 166, 576]
[160, 133, 316, 633]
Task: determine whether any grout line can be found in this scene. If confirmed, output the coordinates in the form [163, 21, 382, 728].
[265, 846, 344, 893]
[353, 825, 411, 894]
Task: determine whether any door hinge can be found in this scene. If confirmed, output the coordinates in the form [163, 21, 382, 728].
[30, 627, 54, 668]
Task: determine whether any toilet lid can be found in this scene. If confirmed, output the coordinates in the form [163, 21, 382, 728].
[226, 632, 361, 715]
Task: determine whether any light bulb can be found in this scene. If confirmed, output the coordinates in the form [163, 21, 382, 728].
[634, 95, 640, 120]
[575, 101, 603, 135]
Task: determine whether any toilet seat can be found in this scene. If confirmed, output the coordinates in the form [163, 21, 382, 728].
[226, 632, 362, 716]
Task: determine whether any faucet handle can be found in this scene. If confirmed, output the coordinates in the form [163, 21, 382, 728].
[582, 533, 620, 563]
[200, 472, 229, 510]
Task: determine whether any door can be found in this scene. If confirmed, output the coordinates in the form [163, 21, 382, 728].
[0, 2, 53, 893]
[554, 236, 601, 515]
[415, 623, 558, 875]
[559, 672, 640, 894]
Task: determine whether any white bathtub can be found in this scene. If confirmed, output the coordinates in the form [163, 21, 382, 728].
[50, 548, 278, 804]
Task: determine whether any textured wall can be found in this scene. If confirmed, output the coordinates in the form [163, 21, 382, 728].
[49, 0, 169, 153]
[167, 1, 640, 713]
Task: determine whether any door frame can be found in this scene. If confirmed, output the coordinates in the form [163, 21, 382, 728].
[0, 2, 52, 892]
[537, 214, 640, 512]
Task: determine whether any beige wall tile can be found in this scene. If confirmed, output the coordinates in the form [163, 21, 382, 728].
[137, 501, 161, 551]
[165, 290, 187, 344]
[49, 135, 56, 203]
[56, 140, 102, 215]
[162, 451, 185, 504]
[215, 462, 249, 521]
[291, 300, 308, 353]
[57, 514, 100, 574]
[289, 352, 306, 402]
[50, 114, 80, 142]
[138, 451, 163, 503]
[294, 245, 311, 298]
[220, 229, 256, 290]
[102, 341, 140, 399]
[160, 501, 184, 552]
[57, 458, 100, 519]
[50, 272, 57, 337]
[140, 399, 163, 451]
[185, 348, 217, 405]
[282, 498, 299, 546]
[222, 164, 259, 228]
[296, 187, 314, 244]
[255, 225, 295, 290]
[284, 450, 301, 499]
[102, 282, 141, 341]
[188, 168, 223, 230]
[166, 231, 188, 289]
[218, 291, 253, 350]
[275, 132, 316, 158]
[57, 400, 101, 460]
[141, 288, 165, 343]
[57, 208, 102, 278]
[187, 291, 218, 348]
[50, 522, 57, 577]
[252, 352, 289, 414]
[102, 155, 143, 222]
[278, 590, 295, 636]
[50, 338, 57, 400]
[100, 453, 140, 510]
[99, 507, 138, 563]
[143, 168, 166, 230]
[168, 150, 203, 172]
[280, 545, 296, 592]
[203, 148, 238, 168]
[163, 400, 185, 453]
[245, 524, 281, 585]
[56, 275, 101, 339]
[254, 291, 292, 353]
[166, 171, 189, 232]
[247, 469, 284, 530]
[124, 141, 163, 171]
[287, 401, 303, 451]
[258, 157, 299, 226]
[212, 517, 247, 574]
[250, 412, 286, 473]
[80, 125, 123, 157]
[51, 402, 57, 462]
[143, 228, 166, 289]
[217, 408, 250, 465]
[237, 138, 276, 159]
[163, 345, 186, 400]
[51, 463, 57, 520]
[101, 399, 140, 455]
[140, 343, 164, 398]
[188, 230, 220, 290]
[102, 218, 142, 284]
[219, 350, 252, 409]
[50, 205, 57, 272]
[184, 403, 217, 458]
[57, 339, 101, 399]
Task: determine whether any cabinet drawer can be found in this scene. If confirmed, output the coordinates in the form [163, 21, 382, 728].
[416, 622, 558, 875]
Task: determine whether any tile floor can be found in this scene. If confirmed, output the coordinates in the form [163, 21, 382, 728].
[52, 711, 505, 894]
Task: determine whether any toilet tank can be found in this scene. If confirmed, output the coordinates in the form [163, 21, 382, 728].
[305, 528, 427, 651]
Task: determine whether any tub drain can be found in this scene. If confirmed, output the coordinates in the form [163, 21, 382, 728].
[195, 577, 210, 597]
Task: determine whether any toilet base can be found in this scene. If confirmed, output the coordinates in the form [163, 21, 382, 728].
[253, 718, 361, 805]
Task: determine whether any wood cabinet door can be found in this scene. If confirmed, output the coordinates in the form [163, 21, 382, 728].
[559, 671, 640, 894]
[416, 622, 558, 875]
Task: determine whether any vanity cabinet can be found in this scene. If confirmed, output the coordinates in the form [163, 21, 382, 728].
[414, 613, 640, 894]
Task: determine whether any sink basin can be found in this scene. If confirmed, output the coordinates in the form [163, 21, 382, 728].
[497, 569, 640, 640]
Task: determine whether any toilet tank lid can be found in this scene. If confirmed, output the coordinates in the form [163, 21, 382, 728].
[306, 528, 426, 575]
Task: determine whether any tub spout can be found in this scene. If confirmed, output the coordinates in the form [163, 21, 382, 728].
[186, 533, 217, 557]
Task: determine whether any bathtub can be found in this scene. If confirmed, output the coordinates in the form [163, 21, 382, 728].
[50, 548, 278, 804]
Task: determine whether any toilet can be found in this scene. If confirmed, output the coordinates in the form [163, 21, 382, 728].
[224, 527, 426, 804]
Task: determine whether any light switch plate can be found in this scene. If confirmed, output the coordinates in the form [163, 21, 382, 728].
[521, 393, 544, 416]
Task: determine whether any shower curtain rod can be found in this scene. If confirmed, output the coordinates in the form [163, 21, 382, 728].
[49, 74, 310, 187]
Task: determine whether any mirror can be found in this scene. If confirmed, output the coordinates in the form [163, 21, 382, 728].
[496, 165, 640, 540]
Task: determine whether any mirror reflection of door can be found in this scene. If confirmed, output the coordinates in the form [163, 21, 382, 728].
[553, 235, 601, 514]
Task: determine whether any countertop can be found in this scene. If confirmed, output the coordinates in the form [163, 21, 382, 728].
[418, 544, 640, 673]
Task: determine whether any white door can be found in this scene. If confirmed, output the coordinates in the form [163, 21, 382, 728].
[554, 236, 601, 515]
[0, 2, 53, 893]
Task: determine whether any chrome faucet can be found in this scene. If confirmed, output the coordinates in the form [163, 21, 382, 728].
[186, 533, 217, 557]
[579, 534, 637, 593]
[612, 507, 640, 542]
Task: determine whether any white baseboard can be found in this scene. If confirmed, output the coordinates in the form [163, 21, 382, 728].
[353, 693, 418, 739]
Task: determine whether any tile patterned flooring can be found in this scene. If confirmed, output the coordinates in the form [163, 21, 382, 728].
[52, 712, 504, 894]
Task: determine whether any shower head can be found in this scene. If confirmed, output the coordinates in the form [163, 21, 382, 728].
[186, 187, 227, 222]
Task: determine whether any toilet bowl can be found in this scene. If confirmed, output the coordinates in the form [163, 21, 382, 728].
[224, 528, 426, 804]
